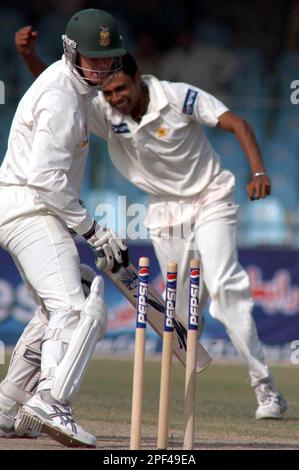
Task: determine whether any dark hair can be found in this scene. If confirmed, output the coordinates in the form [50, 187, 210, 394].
[120, 53, 138, 78]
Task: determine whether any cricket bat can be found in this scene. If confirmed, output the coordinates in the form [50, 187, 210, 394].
[107, 262, 212, 373]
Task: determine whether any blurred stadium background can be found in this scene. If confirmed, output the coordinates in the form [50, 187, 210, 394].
[0, 0, 299, 361]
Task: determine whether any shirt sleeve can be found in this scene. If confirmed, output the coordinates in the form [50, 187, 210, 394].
[27, 89, 94, 235]
[90, 94, 110, 139]
[169, 82, 229, 128]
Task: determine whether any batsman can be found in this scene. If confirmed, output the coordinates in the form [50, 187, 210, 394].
[0, 9, 129, 447]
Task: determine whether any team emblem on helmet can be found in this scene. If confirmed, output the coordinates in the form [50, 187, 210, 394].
[99, 26, 110, 46]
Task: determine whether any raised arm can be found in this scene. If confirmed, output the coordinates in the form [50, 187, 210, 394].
[217, 111, 271, 201]
[15, 26, 48, 77]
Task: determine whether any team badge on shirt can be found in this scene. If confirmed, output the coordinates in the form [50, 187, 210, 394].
[111, 123, 130, 133]
[156, 126, 168, 138]
[99, 26, 110, 46]
[182, 88, 198, 115]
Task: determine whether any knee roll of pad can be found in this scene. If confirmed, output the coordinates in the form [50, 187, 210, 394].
[51, 275, 107, 403]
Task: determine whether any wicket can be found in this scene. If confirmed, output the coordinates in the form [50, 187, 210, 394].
[157, 261, 177, 449]
[130, 257, 150, 450]
[183, 259, 200, 450]
[130, 257, 201, 450]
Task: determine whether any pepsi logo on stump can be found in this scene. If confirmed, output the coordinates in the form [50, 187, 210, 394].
[188, 267, 200, 330]
[164, 271, 177, 332]
[136, 264, 149, 328]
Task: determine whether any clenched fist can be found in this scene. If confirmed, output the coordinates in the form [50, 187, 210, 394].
[15, 26, 38, 58]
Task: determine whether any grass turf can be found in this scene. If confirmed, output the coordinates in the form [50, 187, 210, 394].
[1, 356, 299, 449]
[74, 357, 299, 448]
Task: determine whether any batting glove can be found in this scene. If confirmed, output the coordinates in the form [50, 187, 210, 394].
[83, 222, 129, 272]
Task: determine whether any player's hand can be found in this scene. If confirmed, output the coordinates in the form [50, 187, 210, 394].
[247, 174, 271, 201]
[15, 26, 38, 58]
[86, 224, 129, 272]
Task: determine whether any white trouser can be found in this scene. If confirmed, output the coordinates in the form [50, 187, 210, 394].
[0, 186, 85, 313]
[0, 186, 85, 398]
[147, 171, 269, 386]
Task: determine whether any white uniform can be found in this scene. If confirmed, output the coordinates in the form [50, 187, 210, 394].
[91, 75, 269, 386]
[0, 57, 94, 235]
[0, 57, 100, 400]
[0, 57, 97, 313]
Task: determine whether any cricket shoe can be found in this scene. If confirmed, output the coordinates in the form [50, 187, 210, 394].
[14, 394, 96, 448]
[255, 380, 287, 420]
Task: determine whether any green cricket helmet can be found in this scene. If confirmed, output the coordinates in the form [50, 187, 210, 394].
[62, 8, 126, 59]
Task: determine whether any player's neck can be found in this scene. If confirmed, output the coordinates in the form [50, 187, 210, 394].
[131, 83, 149, 123]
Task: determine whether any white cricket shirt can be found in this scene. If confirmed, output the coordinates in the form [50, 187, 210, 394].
[0, 57, 96, 235]
[90, 74, 229, 198]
